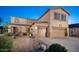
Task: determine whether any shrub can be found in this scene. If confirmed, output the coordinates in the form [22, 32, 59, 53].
[45, 44, 67, 52]
[6, 33, 14, 36]
[0, 36, 13, 52]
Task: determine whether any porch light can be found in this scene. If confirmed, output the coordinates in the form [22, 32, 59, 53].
[35, 26, 37, 29]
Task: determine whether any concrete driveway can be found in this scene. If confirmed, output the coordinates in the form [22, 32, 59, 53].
[11, 36, 79, 52]
[37, 37, 79, 52]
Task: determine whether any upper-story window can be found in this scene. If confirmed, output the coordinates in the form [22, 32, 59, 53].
[54, 12, 60, 20]
[54, 12, 66, 21]
[61, 14, 66, 21]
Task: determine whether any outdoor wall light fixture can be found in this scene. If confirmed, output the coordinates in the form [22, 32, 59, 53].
[35, 26, 37, 29]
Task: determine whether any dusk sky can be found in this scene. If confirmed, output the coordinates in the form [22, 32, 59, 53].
[0, 6, 79, 26]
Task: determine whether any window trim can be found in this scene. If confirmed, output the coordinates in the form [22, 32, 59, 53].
[54, 12, 60, 20]
[54, 12, 66, 21]
[61, 14, 66, 21]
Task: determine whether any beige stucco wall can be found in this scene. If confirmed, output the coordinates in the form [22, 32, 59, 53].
[37, 11, 50, 37]
[39, 10, 50, 23]
[10, 16, 27, 24]
[31, 11, 50, 37]
[48, 8, 69, 38]
[8, 16, 35, 33]
[49, 8, 68, 27]
[10, 16, 34, 25]
[32, 8, 69, 38]
[8, 24, 29, 33]
[31, 23, 48, 37]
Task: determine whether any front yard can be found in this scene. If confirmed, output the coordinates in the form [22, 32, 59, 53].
[0, 34, 79, 52]
[11, 36, 35, 52]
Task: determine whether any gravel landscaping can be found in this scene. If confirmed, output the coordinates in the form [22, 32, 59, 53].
[12, 36, 34, 52]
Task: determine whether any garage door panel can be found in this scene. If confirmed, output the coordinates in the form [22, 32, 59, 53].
[53, 28, 65, 37]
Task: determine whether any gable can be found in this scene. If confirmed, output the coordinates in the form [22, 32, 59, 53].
[50, 8, 69, 16]
[38, 10, 50, 22]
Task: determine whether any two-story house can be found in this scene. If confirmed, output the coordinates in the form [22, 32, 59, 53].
[8, 8, 69, 38]
[31, 8, 69, 38]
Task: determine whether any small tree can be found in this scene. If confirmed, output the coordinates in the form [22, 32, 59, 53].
[0, 17, 3, 34]
[0, 36, 13, 52]
[45, 44, 67, 52]
[3, 26, 8, 33]
[0, 17, 2, 24]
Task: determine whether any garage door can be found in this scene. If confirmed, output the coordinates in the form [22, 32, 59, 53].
[53, 28, 65, 37]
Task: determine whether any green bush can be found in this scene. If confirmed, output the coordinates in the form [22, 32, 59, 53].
[6, 33, 13, 36]
[0, 36, 13, 52]
[45, 44, 67, 52]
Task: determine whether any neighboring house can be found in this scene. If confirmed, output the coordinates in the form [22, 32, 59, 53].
[8, 8, 69, 38]
[7, 16, 35, 35]
[69, 23, 79, 37]
[31, 8, 69, 38]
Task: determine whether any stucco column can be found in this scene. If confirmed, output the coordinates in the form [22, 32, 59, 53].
[48, 26, 53, 38]
[35, 26, 38, 37]
[67, 15, 69, 37]
[67, 28, 69, 37]
[48, 17, 53, 38]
